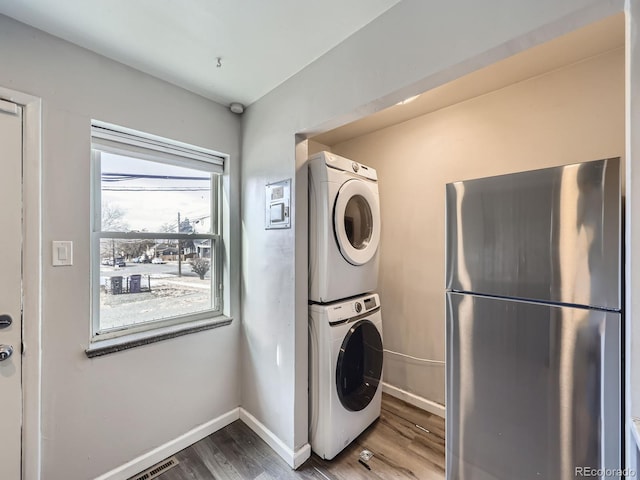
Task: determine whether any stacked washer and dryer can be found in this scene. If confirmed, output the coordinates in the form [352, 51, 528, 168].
[308, 151, 384, 460]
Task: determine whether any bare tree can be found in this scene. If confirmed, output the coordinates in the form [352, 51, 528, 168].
[101, 202, 129, 260]
[179, 217, 195, 252]
[102, 202, 129, 232]
[190, 258, 210, 280]
[120, 239, 155, 259]
[159, 222, 175, 233]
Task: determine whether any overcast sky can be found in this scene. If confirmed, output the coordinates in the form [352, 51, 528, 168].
[101, 152, 212, 233]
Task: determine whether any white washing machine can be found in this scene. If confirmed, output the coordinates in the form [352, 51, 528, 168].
[309, 293, 383, 460]
[308, 151, 381, 304]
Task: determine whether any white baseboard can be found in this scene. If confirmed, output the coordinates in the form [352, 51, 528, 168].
[382, 382, 446, 418]
[239, 408, 311, 469]
[94, 408, 240, 480]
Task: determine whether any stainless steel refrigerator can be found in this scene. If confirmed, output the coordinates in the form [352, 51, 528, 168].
[445, 158, 622, 480]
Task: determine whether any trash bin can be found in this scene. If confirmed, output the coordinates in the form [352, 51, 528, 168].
[129, 274, 142, 293]
[111, 276, 123, 294]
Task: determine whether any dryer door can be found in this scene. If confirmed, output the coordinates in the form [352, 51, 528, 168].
[334, 179, 380, 265]
[336, 319, 383, 412]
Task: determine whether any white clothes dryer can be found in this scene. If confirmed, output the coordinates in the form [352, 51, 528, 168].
[308, 151, 381, 303]
[309, 293, 383, 460]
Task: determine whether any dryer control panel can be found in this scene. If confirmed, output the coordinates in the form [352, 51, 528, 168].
[326, 294, 380, 324]
[308, 151, 378, 182]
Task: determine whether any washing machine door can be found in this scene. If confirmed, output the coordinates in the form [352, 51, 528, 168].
[334, 179, 381, 265]
[336, 319, 383, 412]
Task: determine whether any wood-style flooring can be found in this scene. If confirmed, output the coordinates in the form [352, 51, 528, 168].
[144, 393, 445, 480]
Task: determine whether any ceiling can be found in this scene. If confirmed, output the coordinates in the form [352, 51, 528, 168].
[0, 0, 400, 107]
[313, 13, 625, 146]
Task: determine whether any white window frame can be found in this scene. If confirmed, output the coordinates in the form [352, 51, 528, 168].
[90, 121, 226, 342]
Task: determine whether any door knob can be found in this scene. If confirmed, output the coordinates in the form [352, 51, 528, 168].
[0, 345, 13, 361]
[0, 314, 12, 329]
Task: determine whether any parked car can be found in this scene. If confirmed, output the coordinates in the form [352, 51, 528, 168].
[151, 257, 165, 264]
[113, 257, 126, 267]
[101, 257, 125, 267]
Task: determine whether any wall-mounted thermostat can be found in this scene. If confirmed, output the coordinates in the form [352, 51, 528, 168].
[265, 179, 291, 229]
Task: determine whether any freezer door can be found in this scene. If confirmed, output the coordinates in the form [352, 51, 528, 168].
[445, 158, 621, 310]
[446, 293, 621, 480]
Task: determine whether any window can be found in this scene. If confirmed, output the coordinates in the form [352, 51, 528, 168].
[90, 122, 225, 341]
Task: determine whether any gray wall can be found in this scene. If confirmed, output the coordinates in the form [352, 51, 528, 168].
[0, 15, 241, 479]
[331, 48, 625, 406]
[240, 0, 624, 455]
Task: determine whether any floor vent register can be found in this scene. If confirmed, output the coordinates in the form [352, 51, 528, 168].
[130, 456, 179, 480]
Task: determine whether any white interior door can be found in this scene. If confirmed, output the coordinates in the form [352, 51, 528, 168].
[0, 99, 23, 479]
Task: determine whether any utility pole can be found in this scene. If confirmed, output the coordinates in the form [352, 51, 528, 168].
[177, 212, 182, 277]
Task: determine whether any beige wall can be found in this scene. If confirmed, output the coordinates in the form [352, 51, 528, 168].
[331, 48, 625, 406]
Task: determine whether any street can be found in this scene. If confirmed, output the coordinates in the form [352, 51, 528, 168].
[99, 260, 201, 278]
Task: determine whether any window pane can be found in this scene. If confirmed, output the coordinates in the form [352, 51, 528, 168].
[98, 238, 215, 331]
[100, 151, 213, 234]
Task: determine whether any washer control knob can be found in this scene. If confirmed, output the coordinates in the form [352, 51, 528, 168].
[354, 302, 363, 313]
[352, 162, 359, 173]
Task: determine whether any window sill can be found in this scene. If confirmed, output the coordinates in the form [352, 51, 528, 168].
[85, 315, 233, 358]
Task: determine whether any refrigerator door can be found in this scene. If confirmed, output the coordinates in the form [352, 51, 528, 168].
[445, 158, 621, 310]
[446, 293, 621, 480]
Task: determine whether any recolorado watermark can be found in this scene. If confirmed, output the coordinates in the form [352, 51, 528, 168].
[575, 467, 636, 477]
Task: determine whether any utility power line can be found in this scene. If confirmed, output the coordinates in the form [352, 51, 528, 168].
[102, 173, 210, 182]
[102, 187, 210, 191]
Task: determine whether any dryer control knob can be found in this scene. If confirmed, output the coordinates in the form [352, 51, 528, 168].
[354, 302, 363, 313]
[352, 162, 359, 172]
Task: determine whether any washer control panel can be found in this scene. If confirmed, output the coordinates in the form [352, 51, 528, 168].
[325, 294, 379, 324]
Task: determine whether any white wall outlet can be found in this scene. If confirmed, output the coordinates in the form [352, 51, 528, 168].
[52, 241, 73, 266]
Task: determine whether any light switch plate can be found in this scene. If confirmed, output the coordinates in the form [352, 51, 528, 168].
[52, 241, 73, 266]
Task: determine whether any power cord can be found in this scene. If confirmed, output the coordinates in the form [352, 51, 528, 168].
[383, 348, 445, 365]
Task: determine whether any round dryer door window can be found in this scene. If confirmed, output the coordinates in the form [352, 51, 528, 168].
[334, 179, 380, 265]
[336, 319, 383, 412]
